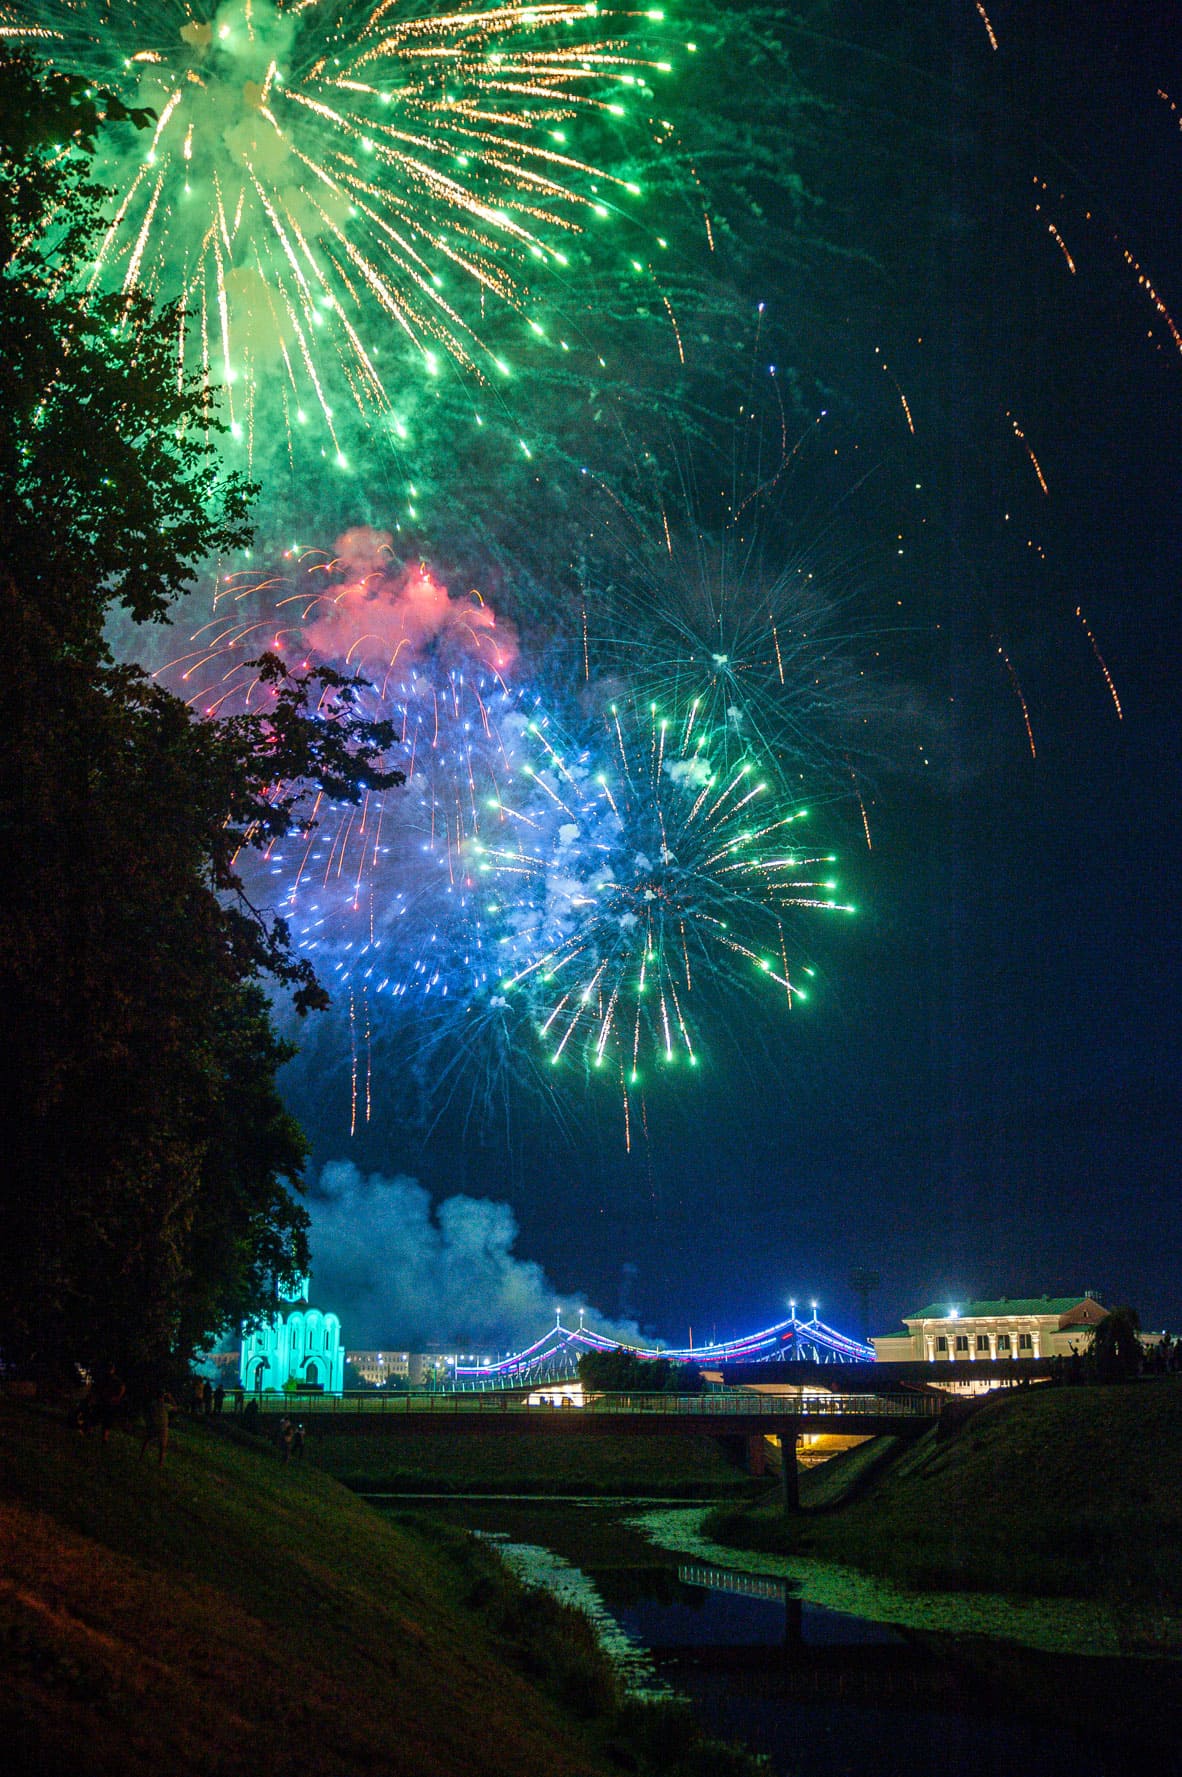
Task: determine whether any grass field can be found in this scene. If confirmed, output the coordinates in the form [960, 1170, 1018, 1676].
[306, 1427, 762, 1497]
[705, 1376, 1182, 1655]
[0, 1401, 759, 1777]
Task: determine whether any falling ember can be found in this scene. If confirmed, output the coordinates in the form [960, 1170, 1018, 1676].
[349, 985, 359, 1137]
[661, 292, 685, 365]
[1120, 244, 1182, 358]
[975, 2, 999, 50]
[997, 644, 1037, 759]
[1075, 607, 1124, 719]
[876, 350, 915, 436]
[1046, 221, 1076, 274]
[1007, 412, 1049, 495]
[849, 768, 873, 849]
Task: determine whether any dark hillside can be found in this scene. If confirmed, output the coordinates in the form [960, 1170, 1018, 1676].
[707, 1376, 1182, 1654]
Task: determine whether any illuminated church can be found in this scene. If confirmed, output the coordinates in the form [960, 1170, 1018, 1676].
[239, 1275, 344, 1394]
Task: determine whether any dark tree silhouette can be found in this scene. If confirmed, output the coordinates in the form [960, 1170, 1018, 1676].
[1091, 1306, 1142, 1383]
[0, 52, 400, 1384]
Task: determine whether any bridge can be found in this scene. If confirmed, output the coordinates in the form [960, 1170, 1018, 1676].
[451, 1307, 875, 1387]
[246, 1389, 937, 1435]
[246, 1387, 938, 1507]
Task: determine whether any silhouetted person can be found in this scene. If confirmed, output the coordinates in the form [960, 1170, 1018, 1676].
[292, 1422, 305, 1460]
[278, 1417, 294, 1462]
[140, 1386, 178, 1468]
[213, 1382, 226, 1415]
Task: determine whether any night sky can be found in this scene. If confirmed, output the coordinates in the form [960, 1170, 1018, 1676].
[288, 1, 1181, 1347]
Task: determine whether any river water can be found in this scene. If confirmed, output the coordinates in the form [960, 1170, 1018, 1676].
[388, 1495, 1181, 1777]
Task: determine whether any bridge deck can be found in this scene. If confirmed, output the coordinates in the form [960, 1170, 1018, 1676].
[242, 1390, 940, 1438]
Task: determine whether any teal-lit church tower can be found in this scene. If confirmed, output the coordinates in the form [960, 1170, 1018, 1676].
[240, 1275, 344, 1394]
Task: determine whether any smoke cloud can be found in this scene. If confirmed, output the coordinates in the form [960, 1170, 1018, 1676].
[306, 1160, 647, 1352]
[300, 531, 518, 676]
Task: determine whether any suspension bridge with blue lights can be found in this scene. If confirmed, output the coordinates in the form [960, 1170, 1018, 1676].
[453, 1307, 874, 1388]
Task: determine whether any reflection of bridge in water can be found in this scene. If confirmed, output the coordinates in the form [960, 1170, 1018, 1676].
[679, 1563, 789, 1604]
[662, 1560, 965, 1711]
[454, 1309, 875, 1388]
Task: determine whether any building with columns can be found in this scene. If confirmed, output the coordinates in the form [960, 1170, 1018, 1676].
[871, 1295, 1109, 1364]
[240, 1275, 344, 1394]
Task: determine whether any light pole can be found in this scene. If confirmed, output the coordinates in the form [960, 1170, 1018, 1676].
[849, 1268, 882, 1346]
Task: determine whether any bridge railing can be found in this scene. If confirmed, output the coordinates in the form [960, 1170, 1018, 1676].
[233, 1388, 941, 1419]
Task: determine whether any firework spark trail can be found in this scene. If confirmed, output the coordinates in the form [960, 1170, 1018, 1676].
[875, 347, 915, 436]
[1007, 411, 1049, 495]
[974, 3, 998, 52]
[472, 694, 853, 1136]
[1075, 606, 1123, 719]
[582, 443, 892, 796]
[5, 0, 674, 464]
[996, 642, 1037, 759]
[157, 531, 554, 1087]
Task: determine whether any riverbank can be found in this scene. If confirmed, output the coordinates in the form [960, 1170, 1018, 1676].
[412, 1494, 1182, 1772]
[0, 1401, 760, 1776]
[703, 1376, 1182, 1655]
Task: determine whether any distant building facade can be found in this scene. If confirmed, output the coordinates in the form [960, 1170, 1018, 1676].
[345, 1349, 501, 1387]
[240, 1275, 344, 1394]
[872, 1295, 1109, 1363]
[347, 1350, 411, 1386]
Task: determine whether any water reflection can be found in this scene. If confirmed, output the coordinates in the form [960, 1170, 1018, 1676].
[391, 1498, 1177, 1777]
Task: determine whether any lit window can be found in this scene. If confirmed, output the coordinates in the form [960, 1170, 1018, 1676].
[998, 1333, 1011, 1351]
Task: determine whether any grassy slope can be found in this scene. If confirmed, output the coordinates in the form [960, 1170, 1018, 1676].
[706, 1378, 1182, 1652]
[308, 1429, 759, 1497]
[0, 1404, 753, 1777]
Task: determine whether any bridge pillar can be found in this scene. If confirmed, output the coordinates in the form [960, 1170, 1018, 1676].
[781, 1435, 801, 1513]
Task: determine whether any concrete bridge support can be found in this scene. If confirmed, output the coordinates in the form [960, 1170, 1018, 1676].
[782, 1435, 800, 1513]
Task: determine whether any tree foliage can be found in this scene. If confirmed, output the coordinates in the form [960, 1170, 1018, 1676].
[1091, 1306, 1142, 1383]
[0, 52, 401, 1385]
[577, 1349, 704, 1394]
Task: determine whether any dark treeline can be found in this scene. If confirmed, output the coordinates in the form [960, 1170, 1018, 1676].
[0, 53, 399, 1390]
[577, 1349, 705, 1393]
